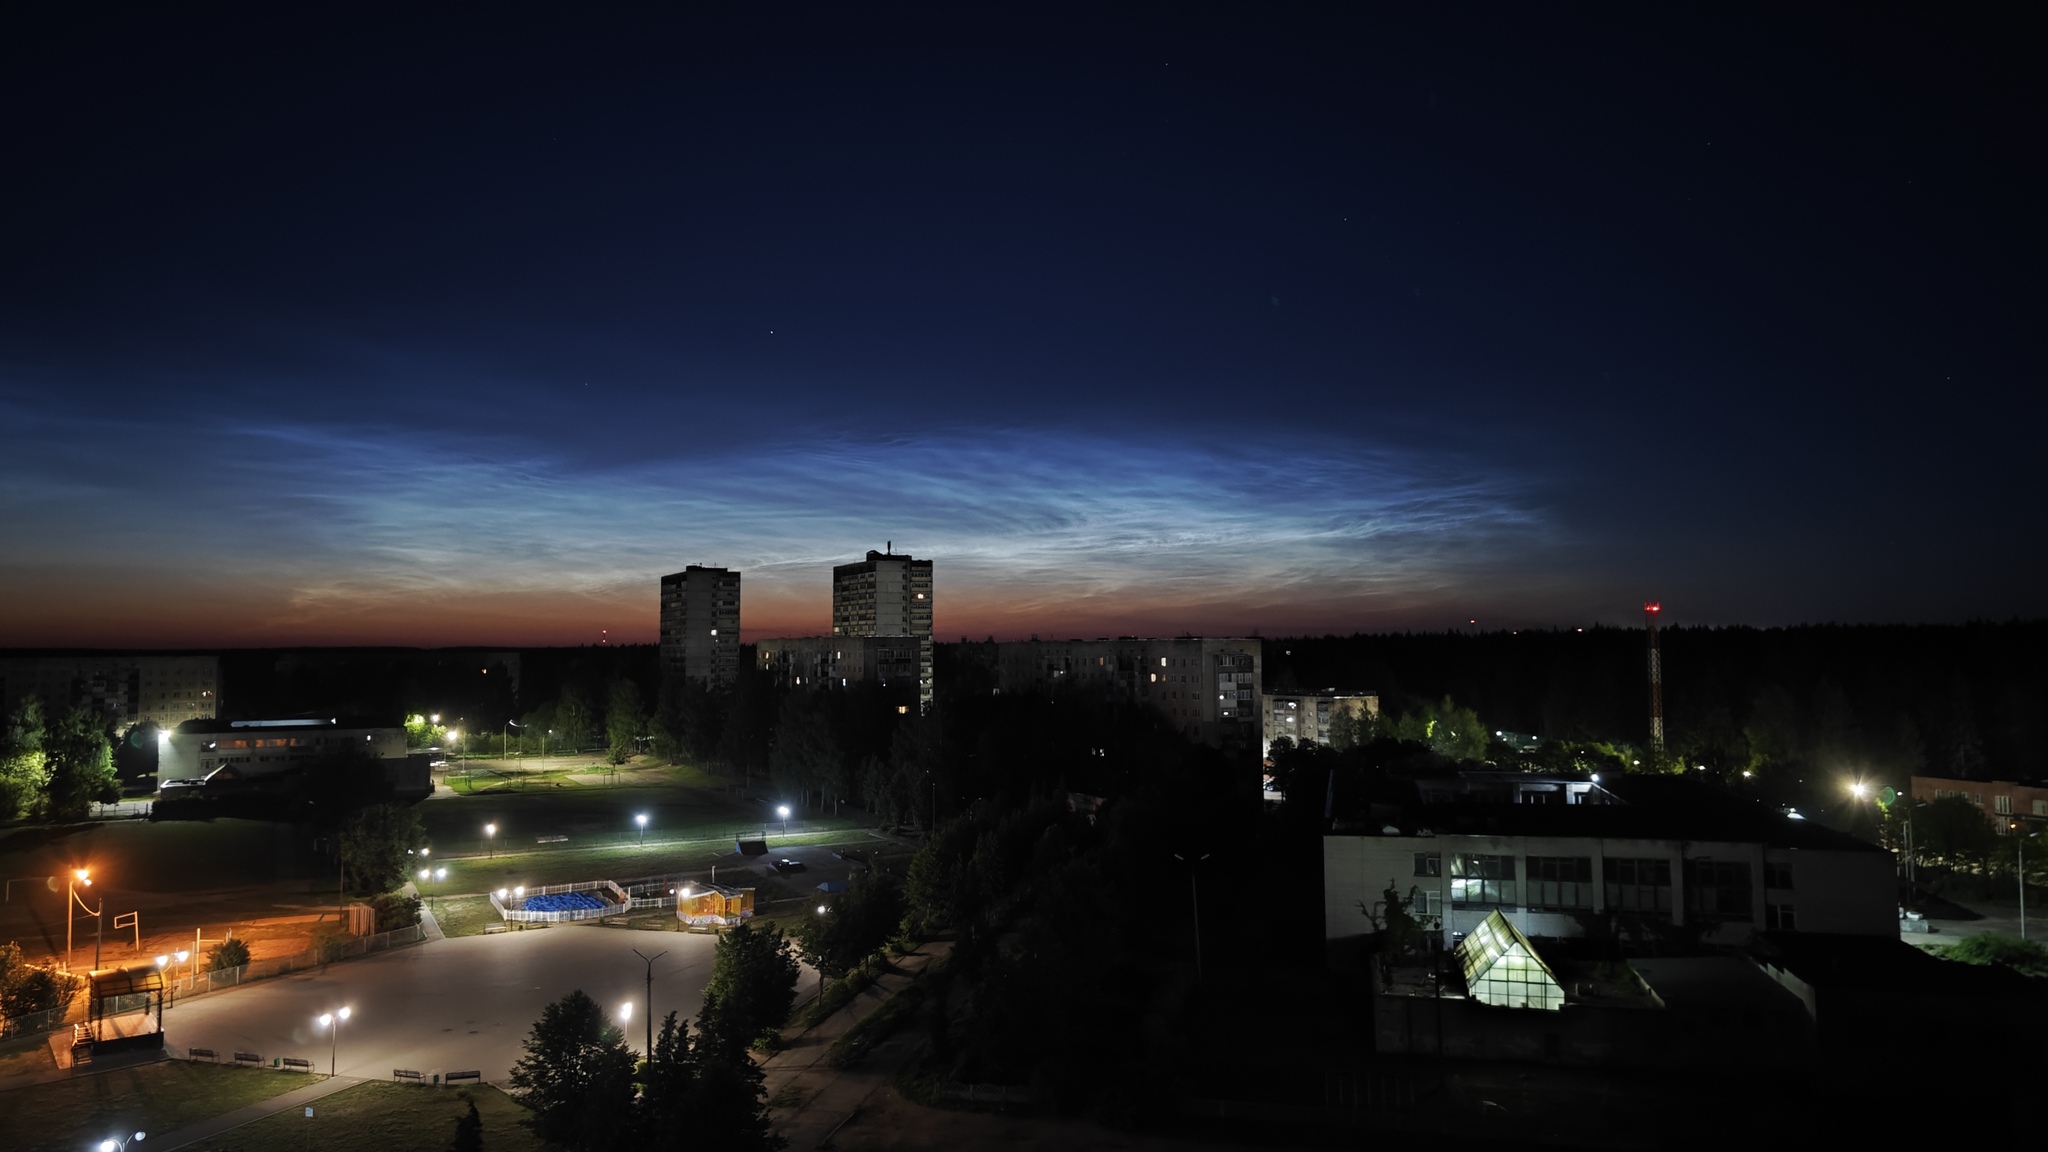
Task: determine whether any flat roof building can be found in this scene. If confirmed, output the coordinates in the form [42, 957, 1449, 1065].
[756, 635, 922, 697]
[1262, 689, 1378, 756]
[660, 566, 741, 686]
[993, 636, 1261, 750]
[1325, 773, 1896, 954]
[0, 653, 219, 730]
[832, 549, 931, 711]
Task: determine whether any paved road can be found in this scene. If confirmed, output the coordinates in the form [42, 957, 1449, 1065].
[159, 924, 722, 1080]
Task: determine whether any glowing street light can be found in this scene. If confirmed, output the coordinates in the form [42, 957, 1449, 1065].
[68, 869, 103, 973]
[317, 1006, 351, 1075]
[1849, 781, 1870, 799]
[777, 805, 791, 837]
[636, 813, 649, 847]
[98, 1133, 145, 1152]
[484, 823, 497, 858]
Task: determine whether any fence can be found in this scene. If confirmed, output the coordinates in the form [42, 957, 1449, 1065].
[195, 922, 427, 992]
[489, 879, 628, 923]
[0, 922, 427, 1038]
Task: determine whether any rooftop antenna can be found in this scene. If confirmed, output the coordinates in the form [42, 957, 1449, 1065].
[1644, 602, 1664, 749]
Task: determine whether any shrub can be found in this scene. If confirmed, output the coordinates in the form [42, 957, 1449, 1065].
[207, 937, 251, 972]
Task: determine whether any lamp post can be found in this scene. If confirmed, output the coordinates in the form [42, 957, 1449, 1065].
[484, 823, 497, 859]
[544, 729, 552, 770]
[504, 719, 522, 765]
[2012, 824, 2041, 941]
[636, 813, 648, 847]
[632, 949, 667, 1055]
[777, 805, 791, 838]
[1173, 853, 1210, 982]
[317, 1006, 351, 1075]
[68, 869, 103, 972]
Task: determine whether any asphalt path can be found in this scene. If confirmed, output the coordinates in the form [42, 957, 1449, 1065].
[158, 924, 725, 1081]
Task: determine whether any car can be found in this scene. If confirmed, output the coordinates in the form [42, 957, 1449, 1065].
[158, 777, 208, 795]
[774, 858, 806, 873]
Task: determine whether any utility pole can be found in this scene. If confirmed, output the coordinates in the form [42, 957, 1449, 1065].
[633, 948, 667, 1055]
[1173, 853, 1210, 981]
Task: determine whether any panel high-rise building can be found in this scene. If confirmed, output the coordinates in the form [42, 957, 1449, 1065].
[832, 548, 932, 710]
[659, 565, 741, 686]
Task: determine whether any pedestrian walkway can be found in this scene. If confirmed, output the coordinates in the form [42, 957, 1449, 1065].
[759, 939, 953, 1150]
[148, 1072, 366, 1151]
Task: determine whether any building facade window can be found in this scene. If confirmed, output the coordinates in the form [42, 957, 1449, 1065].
[1685, 860, 1755, 921]
[1526, 856, 1593, 910]
[1451, 854, 1516, 908]
[1604, 857, 1672, 914]
[1414, 852, 1441, 878]
[1995, 795, 2013, 815]
[1767, 903, 1796, 930]
[1765, 861, 1794, 890]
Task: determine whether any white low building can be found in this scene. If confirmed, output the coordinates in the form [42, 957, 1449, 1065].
[162, 717, 408, 785]
[1325, 773, 1897, 952]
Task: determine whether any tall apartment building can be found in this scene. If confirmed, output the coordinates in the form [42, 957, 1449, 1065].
[1263, 690, 1380, 756]
[659, 566, 741, 686]
[993, 636, 1261, 750]
[832, 549, 932, 711]
[0, 653, 219, 729]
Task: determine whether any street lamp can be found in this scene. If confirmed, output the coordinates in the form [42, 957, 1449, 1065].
[2012, 824, 2041, 941]
[98, 1133, 145, 1152]
[632, 949, 667, 1055]
[317, 1006, 351, 1075]
[175, 949, 190, 996]
[1172, 852, 1211, 982]
[484, 823, 497, 858]
[777, 805, 791, 837]
[504, 719, 522, 763]
[636, 813, 648, 847]
[68, 869, 103, 973]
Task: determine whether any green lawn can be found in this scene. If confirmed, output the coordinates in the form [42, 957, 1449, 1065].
[429, 894, 502, 938]
[0, 1061, 320, 1152]
[419, 829, 891, 894]
[0, 1033, 54, 1079]
[182, 1081, 556, 1152]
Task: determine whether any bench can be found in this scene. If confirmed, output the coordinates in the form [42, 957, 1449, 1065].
[393, 1068, 424, 1083]
[188, 1047, 218, 1062]
[234, 1051, 263, 1065]
[444, 1069, 482, 1085]
[281, 1057, 314, 1072]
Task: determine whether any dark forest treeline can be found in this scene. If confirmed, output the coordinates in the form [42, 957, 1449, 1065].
[1265, 622, 2048, 783]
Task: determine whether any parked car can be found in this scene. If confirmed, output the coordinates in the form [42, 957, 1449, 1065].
[774, 858, 807, 873]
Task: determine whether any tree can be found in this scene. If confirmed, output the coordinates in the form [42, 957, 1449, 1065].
[0, 697, 49, 822]
[770, 695, 842, 810]
[638, 1011, 698, 1136]
[205, 937, 250, 972]
[790, 872, 903, 979]
[1938, 933, 2048, 977]
[607, 679, 646, 766]
[339, 803, 427, 893]
[508, 989, 637, 1150]
[0, 940, 82, 1021]
[448, 1097, 483, 1152]
[41, 705, 117, 821]
[1916, 796, 1997, 869]
[686, 1049, 784, 1152]
[697, 922, 799, 1058]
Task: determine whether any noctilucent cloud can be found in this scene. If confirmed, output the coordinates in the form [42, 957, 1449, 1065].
[1, 8, 2040, 646]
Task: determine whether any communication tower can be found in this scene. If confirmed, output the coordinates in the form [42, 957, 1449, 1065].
[1644, 601, 1664, 748]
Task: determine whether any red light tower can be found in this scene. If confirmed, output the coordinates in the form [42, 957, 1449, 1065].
[1644, 602, 1664, 749]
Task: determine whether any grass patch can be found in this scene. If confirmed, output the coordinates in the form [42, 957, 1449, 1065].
[181, 1081, 553, 1152]
[429, 894, 502, 938]
[422, 831, 888, 894]
[826, 981, 928, 1069]
[0, 1061, 320, 1152]
[792, 959, 887, 1030]
[0, 1034, 54, 1079]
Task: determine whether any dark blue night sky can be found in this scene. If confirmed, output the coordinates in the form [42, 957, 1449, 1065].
[1, 6, 2039, 646]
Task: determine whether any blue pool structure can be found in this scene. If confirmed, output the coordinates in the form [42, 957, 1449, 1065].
[523, 891, 609, 913]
